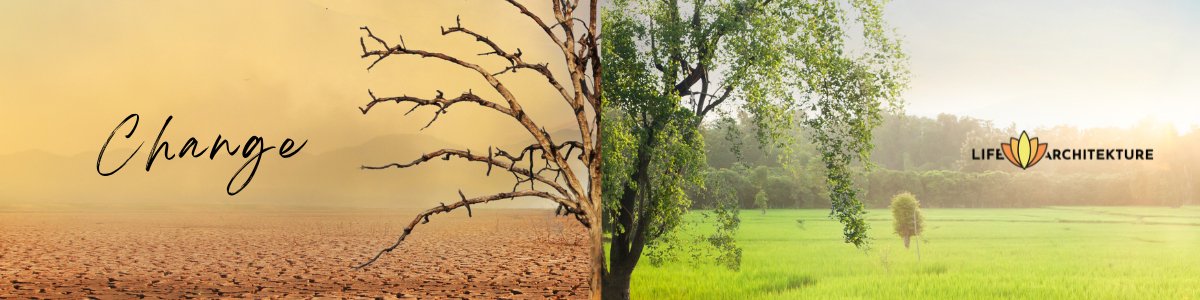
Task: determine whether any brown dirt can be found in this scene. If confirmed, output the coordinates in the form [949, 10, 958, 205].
[0, 209, 591, 299]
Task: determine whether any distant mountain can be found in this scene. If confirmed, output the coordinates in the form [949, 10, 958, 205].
[0, 133, 567, 212]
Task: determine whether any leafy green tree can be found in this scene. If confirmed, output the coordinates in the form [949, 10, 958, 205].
[698, 170, 743, 270]
[601, 0, 907, 297]
[889, 192, 924, 248]
[754, 189, 769, 214]
[764, 174, 801, 208]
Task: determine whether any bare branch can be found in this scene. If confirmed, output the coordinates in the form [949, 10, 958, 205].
[358, 26, 585, 201]
[493, 140, 585, 162]
[441, 19, 578, 111]
[551, 17, 591, 31]
[699, 85, 734, 118]
[359, 89, 513, 130]
[503, 0, 567, 53]
[354, 3, 603, 290]
[360, 26, 400, 71]
[361, 148, 572, 198]
[352, 189, 584, 269]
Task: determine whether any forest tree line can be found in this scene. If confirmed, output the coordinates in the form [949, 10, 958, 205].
[691, 113, 1200, 209]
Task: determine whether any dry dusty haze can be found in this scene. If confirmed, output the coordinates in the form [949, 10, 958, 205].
[0, 210, 590, 299]
[0, 0, 584, 209]
[0, 1, 599, 298]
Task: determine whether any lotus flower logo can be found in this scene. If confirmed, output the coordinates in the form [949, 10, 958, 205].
[1001, 131, 1047, 169]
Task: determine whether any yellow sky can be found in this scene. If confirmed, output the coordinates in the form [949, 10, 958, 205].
[0, 0, 578, 156]
[0, 1, 583, 209]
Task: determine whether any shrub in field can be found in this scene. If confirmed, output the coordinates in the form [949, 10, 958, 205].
[755, 190, 769, 215]
[890, 192, 924, 248]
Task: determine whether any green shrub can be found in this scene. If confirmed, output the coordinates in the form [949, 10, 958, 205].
[890, 192, 924, 248]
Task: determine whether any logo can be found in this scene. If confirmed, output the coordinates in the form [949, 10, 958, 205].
[1000, 131, 1047, 169]
[971, 130, 1153, 170]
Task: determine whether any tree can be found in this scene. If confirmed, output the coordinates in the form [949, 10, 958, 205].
[889, 192, 923, 249]
[352, 1, 603, 298]
[752, 166, 770, 214]
[754, 189, 769, 215]
[601, 0, 907, 298]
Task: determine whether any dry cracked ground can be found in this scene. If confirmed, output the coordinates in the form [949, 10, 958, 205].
[0, 209, 591, 299]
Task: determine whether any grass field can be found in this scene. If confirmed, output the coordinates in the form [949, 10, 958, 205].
[629, 206, 1200, 299]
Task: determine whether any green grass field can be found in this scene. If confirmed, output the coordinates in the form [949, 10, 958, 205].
[628, 207, 1200, 299]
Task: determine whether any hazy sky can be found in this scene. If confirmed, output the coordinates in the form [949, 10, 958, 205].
[4, 0, 1195, 157]
[0, 1, 585, 208]
[0, 1, 1196, 207]
[887, 0, 1199, 131]
[0, 0, 578, 157]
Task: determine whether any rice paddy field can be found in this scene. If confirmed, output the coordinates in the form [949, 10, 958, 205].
[629, 206, 1200, 299]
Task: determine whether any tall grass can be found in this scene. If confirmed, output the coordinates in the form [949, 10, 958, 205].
[629, 207, 1200, 299]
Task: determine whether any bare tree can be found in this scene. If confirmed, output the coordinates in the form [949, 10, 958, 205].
[352, 1, 601, 298]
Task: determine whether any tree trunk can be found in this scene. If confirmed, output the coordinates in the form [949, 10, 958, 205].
[602, 264, 633, 300]
[603, 137, 654, 300]
[590, 221, 604, 299]
[903, 235, 911, 249]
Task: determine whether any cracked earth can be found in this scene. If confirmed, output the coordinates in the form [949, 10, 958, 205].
[0, 210, 590, 299]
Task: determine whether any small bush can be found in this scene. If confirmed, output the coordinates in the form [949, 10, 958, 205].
[754, 190, 769, 215]
[889, 192, 924, 248]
